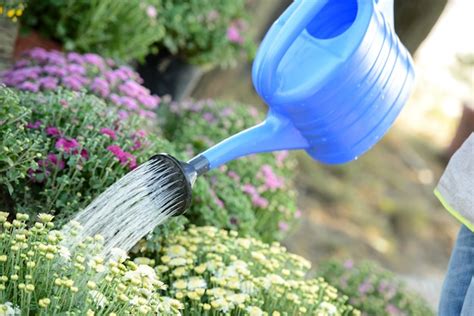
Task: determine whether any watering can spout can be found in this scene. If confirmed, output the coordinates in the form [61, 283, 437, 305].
[192, 113, 309, 170]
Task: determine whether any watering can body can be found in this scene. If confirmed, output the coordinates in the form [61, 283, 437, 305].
[253, 0, 414, 164]
[197, 0, 414, 169]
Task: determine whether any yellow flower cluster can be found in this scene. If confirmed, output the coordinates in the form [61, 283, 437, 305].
[0, 2, 25, 22]
[151, 226, 360, 315]
[0, 212, 182, 315]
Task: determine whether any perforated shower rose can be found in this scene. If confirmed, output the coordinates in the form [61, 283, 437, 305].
[1, 48, 159, 120]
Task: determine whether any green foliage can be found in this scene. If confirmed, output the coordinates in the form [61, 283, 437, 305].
[158, 99, 300, 243]
[20, 0, 255, 67]
[21, 0, 164, 62]
[0, 212, 184, 315]
[317, 260, 434, 316]
[0, 87, 176, 225]
[158, 0, 256, 67]
[138, 225, 359, 315]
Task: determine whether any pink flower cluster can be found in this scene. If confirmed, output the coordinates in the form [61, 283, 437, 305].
[226, 19, 246, 44]
[242, 183, 269, 208]
[1, 48, 159, 119]
[258, 164, 284, 190]
[27, 122, 89, 182]
[107, 145, 137, 169]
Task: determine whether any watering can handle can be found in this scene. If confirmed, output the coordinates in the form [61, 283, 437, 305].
[257, 0, 330, 98]
[257, 0, 395, 99]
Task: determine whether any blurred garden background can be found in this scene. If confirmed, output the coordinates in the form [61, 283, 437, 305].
[0, 0, 472, 314]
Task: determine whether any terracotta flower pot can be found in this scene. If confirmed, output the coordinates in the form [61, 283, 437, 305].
[14, 29, 62, 60]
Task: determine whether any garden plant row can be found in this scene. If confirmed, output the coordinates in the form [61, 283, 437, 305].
[0, 49, 433, 315]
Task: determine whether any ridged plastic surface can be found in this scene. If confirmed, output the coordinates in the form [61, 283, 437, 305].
[200, 0, 415, 168]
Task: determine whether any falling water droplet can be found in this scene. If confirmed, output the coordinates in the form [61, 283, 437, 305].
[61, 158, 187, 258]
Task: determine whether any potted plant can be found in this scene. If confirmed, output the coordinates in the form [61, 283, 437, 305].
[17, 0, 164, 62]
[0, 1, 25, 69]
[137, 0, 256, 100]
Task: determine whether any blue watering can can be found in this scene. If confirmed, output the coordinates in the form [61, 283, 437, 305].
[155, 0, 415, 215]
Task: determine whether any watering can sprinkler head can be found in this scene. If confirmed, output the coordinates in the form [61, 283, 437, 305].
[153, 0, 415, 217]
[147, 154, 210, 216]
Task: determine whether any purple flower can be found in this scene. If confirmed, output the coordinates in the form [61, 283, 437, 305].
[138, 109, 156, 119]
[90, 78, 110, 98]
[221, 107, 234, 117]
[26, 120, 42, 129]
[227, 25, 244, 44]
[55, 138, 80, 153]
[343, 259, 354, 269]
[119, 81, 148, 99]
[210, 190, 224, 208]
[47, 153, 65, 170]
[249, 107, 259, 118]
[228, 171, 240, 182]
[275, 150, 289, 166]
[3, 49, 159, 122]
[137, 94, 159, 109]
[39, 77, 58, 90]
[107, 145, 137, 169]
[43, 65, 67, 77]
[131, 139, 142, 151]
[45, 126, 61, 137]
[83, 53, 105, 68]
[358, 279, 373, 295]
[385, 304, 403, 316]
[100, 127, 117, 140]
[118, 110, 129, 120]
[146, 5, 157, 18]
[62, 76, 83, 90]
[14, 60, 30, 68]
[80, 148, 89, 160]
[46, 51, 66, 65]
[28, 48, 49, 62]
[105, 71, 120, 84]
[108, 94, 121, 107]
[252, 195, 269, 208]
[120, 96, 139, 111]
[203, 112, 216, 123]
[260, 164, 284, 190]
[294, 209, 302, 218]
[18, 81, 39, 92]
[118, 66, 136, 79]
[67, 52, 84, 64]
[67, 64, 86, 75]
[242, 184, 257, 195]
[278, 221, 289, 231]
[106, 58, 115, 67]
[134, 130, 147, 138]
[16, 66, 42, 80]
